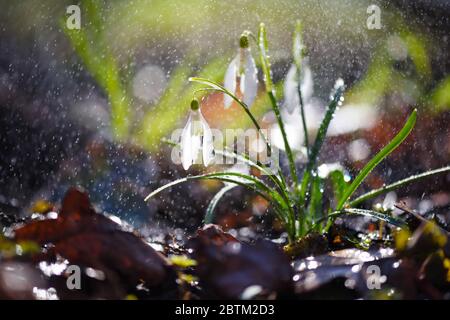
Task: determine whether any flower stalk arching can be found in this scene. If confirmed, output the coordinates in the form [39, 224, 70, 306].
[189, 78, 272, 157]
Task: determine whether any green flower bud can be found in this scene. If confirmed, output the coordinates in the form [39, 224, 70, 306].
[190, 98, 200, 111]
[239, 34, 249, 49]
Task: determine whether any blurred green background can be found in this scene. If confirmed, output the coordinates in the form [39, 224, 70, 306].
[1, 0, 449, 151]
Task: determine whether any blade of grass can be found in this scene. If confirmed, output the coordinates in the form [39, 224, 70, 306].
[336, 109, 417, 210]
[144, 171, 295, 240]
[349, 165, 450, 207]
[62, 2, 131, 140]
[297, 82, 344, 235]
[314, 208, 408, 230]
[308, 174, 323, 231]
[299, 83, 345, 202]
[144, 171, 290, 223]
[218, 148, 295, 230]
[204, 184, 236, 224]
[162, 138, 290, 206]
[218, 149, 285, 192]
[329, 169, 348, 202]
[258, 23, 273, 93]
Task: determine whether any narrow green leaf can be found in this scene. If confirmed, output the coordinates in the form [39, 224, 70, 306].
[144, 171, 286, 210]
[308, 174, 323, 231]
[258, 23, 273, 92]
[316, 208, 408, 230]
[204, 184, 236, 224]
[336, 109, 417, 210]
[293, 20, 304, 68]
[160, 139, 287, 204]
[329, 169, 348, 202]
[144, 171, 295, 238]
[299, 82, 345, 204]
[349, 165, 450, 207]
[62, 3, 131, 141]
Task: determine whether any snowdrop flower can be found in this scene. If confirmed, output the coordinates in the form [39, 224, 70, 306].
[180, 99, 214, 170]
[223, 34, 258, 108]
[283, 21, 313, 113]
[283, 61, 313, 113]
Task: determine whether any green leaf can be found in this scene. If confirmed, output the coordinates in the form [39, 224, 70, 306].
[308, 83, 345, 173]
[160, 139, 288, 205]
[144, 170, 295, 239]
[217, 149, 287, 194]
[431, 76, 450, 111]
[329, 169, 348, 202]
[299, 82, 345, 204]
[318, 208, 408, 230]
[349, 165, 450, 207]
[336, 109, 417, 210]
[62, 2, 131, 141]
[401, 31, 431, 80]
[144, 171, 286, 211]
[293, 20, 304, 68]
[204, 184, 236, 224]
[258, 23, 273, 92]
[308, 174, 323, 231]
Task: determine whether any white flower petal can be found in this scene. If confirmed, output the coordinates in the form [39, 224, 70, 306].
[224, 55, 239, 109]
[300, 61, 313, 102]
[198, 111, 214, 166]
[190, 111, 203, 166]
[283, 62, 314, 113]
[180, 113, 194, 170]
[283, 64, 299, 113]
[241, 49, 258, 107]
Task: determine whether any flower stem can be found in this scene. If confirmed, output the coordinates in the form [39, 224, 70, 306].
[258, 24, 298, 189]
[298, 79, 309, 157]
[268, 91, 299, 188]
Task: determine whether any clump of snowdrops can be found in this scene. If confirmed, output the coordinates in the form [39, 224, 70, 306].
[146, 22, 450, 244]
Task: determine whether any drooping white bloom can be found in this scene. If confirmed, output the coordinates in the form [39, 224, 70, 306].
[283, 60, 313, 113]
[180, 100, 214, 170]
[224, 37, 258, 109]
[284, 21, 313, 114]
